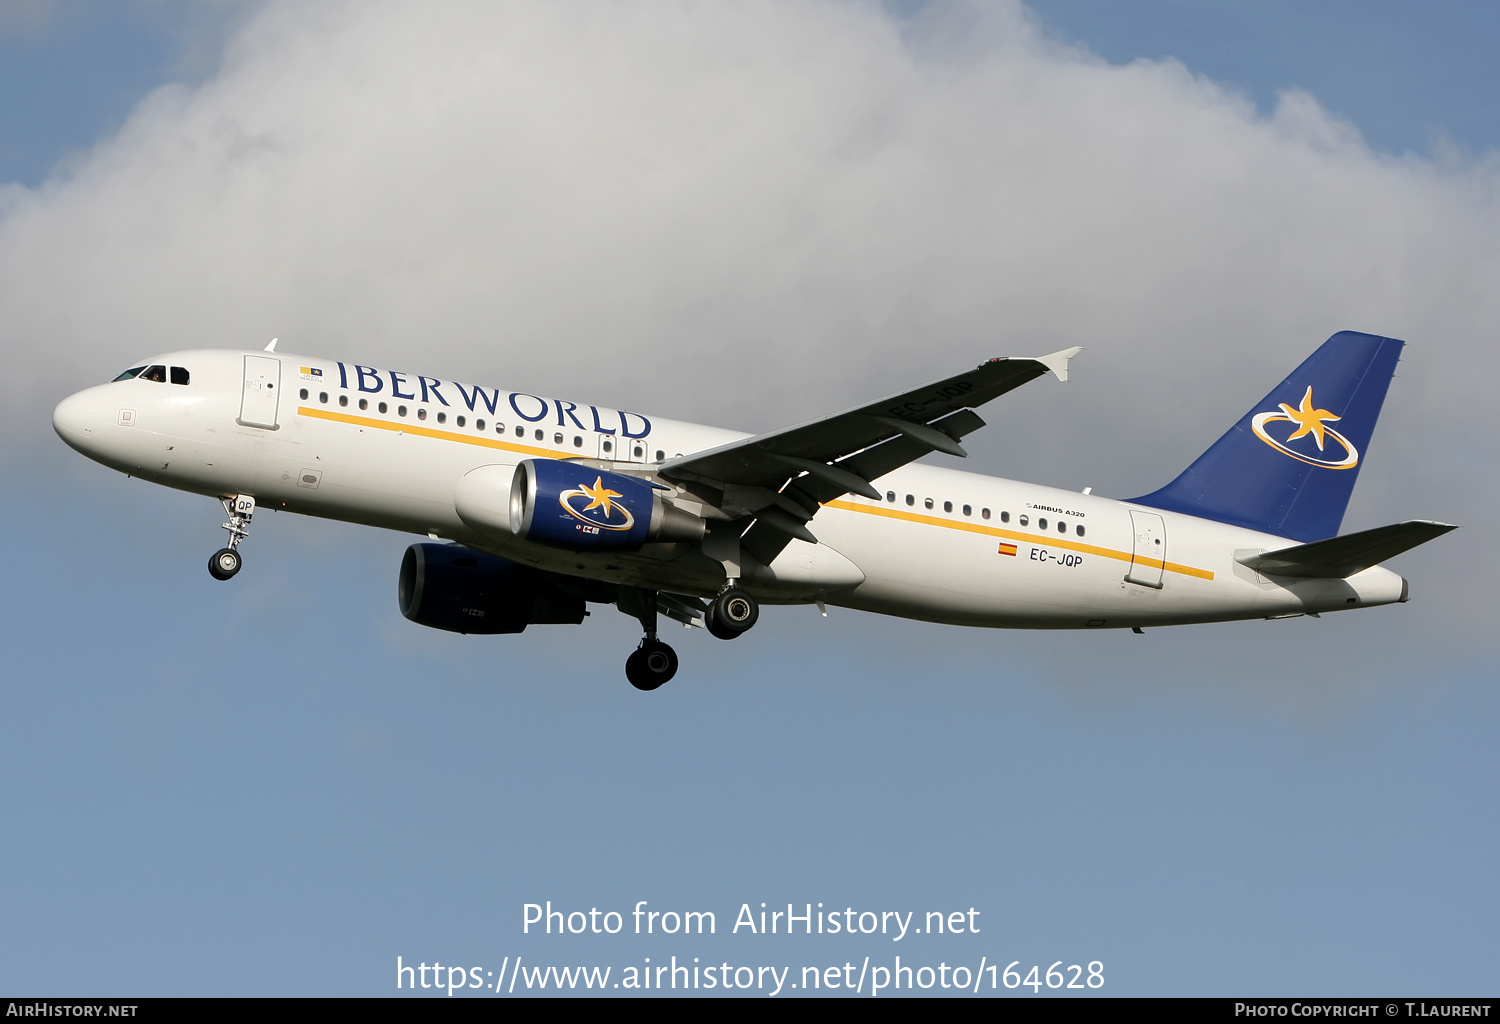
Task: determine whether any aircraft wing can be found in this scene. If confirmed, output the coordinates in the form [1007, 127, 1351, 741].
[658, 348, 1080, 564]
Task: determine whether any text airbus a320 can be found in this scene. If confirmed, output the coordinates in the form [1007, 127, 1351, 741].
[53, 331, 1453, 689]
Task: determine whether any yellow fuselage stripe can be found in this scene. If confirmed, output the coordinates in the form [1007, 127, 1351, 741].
[822, 499, 1214, 580]
[297, 404, 1213, 581]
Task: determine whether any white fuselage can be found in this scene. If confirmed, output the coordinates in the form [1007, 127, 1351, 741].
[52, 349, 1408, 629]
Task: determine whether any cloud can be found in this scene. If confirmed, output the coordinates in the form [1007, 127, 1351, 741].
[4, 0, 1495, 639]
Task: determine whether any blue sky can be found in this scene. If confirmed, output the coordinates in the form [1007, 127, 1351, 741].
[2, 1, 1496, 997]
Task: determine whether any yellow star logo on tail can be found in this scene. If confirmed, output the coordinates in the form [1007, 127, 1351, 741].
[1278, 386, 1340, 450]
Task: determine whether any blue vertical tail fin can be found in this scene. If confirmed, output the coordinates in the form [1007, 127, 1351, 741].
[1129, 331, 1404, 543]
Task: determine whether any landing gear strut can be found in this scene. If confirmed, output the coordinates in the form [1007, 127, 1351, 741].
[620, 587, 679, 691]
[705, 586, 759, 640]
[208, 494, 255, 581]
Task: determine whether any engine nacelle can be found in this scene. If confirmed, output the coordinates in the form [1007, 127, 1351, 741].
[398, 543, 586, 634]
[509, 459, 705, 551]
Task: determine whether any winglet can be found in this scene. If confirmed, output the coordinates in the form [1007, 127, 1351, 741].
[1032, 346, 1082, 382]
[265, 337, 278, 352]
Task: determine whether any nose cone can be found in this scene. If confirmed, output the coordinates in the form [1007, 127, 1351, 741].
[53, 387, 105, 455]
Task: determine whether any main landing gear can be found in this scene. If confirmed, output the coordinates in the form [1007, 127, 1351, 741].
[626, 639, 679, 692]
[617, 584, 760, 690]
[705, 586, 759, 640]
[208, 494, 255, 581]
[619, 588, 679, 692]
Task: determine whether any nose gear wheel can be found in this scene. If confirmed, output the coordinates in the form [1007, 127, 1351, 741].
[208, 547, 242, 580]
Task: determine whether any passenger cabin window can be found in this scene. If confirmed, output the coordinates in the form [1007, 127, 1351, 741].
[963, 505, 971, 517]
[1000, 511, 1010, 523]
[299, 388, 309, 400]
[319, 392, 328, 404]
[416, 407, 426, 420]
[378, 402, 388, 413]
[981, 508, 990, 519]
[339, 395, 348, 407]
[398, 405, 408, 417]
[112, 366, 146, 382]
[1058, 521, 1067, 533]
[905, 494, 915, 506]
[358, 398, 368, 410]
[924, 498, 934, 509]
[515, 426, 524, 437]
[887, 491, 895, 502]
[1019, 514, 1029, 526]
[534, 429, 544, 441]
[655, 449, 664, 461]
[1076, 525, 1085, 537]
[1038, 517, 1047, 529]
[476, 419, 485, 431]
[170, 367, 189, 385]
[943, 501, 953, 513]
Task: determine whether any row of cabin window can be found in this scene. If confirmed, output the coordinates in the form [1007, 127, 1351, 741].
[878, 490, 1085, 536]
[113, 364, 189, 385]
[300, 389, 669, 460]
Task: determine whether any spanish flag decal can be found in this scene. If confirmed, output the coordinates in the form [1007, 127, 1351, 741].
[998, 542, 1017, 556]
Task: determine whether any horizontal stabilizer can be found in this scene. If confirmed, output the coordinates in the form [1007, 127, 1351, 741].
[1236, 520, 1456, 578]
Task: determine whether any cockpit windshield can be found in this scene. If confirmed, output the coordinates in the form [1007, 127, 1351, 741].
[111, 364, 188, 384]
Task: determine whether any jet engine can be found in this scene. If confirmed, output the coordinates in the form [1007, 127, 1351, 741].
[398, 543, 586, 634]
[509, 459, 705, 551]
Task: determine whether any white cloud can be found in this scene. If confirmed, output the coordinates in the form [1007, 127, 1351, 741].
[4, 0, 1495, 634]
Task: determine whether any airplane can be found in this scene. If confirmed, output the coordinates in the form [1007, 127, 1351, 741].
[52, 330, 1454, 690]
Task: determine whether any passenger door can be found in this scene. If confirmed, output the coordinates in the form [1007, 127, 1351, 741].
[1126, 510, 1166, 588]
[238, 356, 281, 429]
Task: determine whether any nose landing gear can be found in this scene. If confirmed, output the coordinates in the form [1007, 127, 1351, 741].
[208, 494, 255, 581]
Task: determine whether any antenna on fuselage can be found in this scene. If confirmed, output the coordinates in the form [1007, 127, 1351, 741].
[264, 338, 278, 352]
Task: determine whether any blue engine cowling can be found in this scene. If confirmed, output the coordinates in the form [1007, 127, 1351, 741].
[509, 459, 705, 551]
[398, 543, 586, 634]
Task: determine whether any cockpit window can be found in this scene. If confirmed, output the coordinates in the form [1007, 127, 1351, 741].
[112, 366, 146, 382]
[141, 365, 167, 383]
[170, 366, 189, 385]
